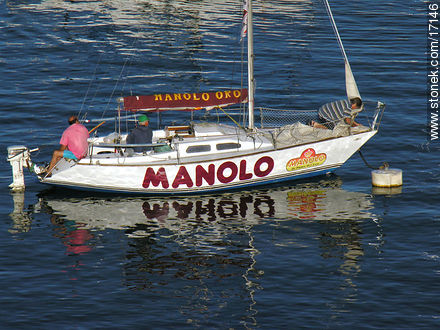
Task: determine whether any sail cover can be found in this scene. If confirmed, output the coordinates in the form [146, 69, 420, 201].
[122, 89, 248, 112]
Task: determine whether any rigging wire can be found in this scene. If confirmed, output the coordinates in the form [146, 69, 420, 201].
[322, 0, 349, 65]
[322, 0, 360, 100]
[100, 29, 141, 122]
[77, 52, 103, 121]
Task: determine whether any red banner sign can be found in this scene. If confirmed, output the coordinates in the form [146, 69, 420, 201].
[123, 89, 248, 112]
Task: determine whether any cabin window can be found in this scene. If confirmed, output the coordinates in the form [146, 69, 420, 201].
[216, 143, 241, 151]
[186, 145, 211, 153]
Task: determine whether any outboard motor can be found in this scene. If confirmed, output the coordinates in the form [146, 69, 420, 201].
[7, 146, 43, 191]
[7, 146, 29, 191]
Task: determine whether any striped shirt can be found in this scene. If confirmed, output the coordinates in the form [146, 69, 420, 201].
[318, 99, 357, 124]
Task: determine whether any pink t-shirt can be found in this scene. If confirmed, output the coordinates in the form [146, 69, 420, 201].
[59, 123, 89, 159]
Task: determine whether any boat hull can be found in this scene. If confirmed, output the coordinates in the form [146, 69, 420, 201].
[40, 130, 376, 195]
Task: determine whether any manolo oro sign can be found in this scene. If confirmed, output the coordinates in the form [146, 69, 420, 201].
[123, 89, 248, 111]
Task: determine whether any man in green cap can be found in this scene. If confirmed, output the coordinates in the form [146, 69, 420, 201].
[126, 114, 152, 153]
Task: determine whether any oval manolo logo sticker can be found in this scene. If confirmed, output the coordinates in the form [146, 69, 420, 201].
[286, 148, 327, 171]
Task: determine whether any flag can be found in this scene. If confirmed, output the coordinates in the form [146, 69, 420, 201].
[240, 0, 248, 42]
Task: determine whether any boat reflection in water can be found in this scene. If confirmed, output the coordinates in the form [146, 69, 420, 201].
[36, 177, 374, 231]
[13, 178, 381, 326]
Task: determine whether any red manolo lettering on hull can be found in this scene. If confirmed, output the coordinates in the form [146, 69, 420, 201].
[142, 156, 274, 189]
[142, 167, 169, 188]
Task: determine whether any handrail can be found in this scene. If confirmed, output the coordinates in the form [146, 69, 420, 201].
[91, 142, 168, 148]
[372, 101, 386, 130]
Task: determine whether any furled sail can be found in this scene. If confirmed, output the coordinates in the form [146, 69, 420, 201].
[122, 89, 248, 112]
[344, 61, 360, 101]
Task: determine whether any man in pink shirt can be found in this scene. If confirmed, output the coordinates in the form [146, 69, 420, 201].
[46, 115, 89, 175]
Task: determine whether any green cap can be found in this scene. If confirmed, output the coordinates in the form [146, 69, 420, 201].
[138, 114, 149, 123]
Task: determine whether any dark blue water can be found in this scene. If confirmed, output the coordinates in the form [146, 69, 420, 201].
[1, 0, 438, 328]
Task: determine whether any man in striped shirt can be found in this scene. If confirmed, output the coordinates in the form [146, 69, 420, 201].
[311, 97, 363, 129]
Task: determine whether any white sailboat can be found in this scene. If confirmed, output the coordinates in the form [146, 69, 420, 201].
[8, 0, 385, 195]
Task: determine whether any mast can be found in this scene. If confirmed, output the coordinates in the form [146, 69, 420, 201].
[247, 0, 255, 129]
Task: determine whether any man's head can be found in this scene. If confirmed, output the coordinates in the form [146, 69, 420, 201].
[68, 115, 79, 125]
[138, 114, 149, 126]
[349, 97, 363, 109]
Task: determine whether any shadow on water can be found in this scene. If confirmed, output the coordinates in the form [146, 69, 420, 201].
[8, 176, 384, 326]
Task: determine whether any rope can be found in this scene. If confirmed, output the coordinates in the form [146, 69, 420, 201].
[358, 150, 378, 170]
[217, 106, 243, 129]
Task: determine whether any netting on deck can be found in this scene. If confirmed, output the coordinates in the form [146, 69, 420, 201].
[256, 107, 318, 128]
[116, 100, 384, 134]
[256, 100, 384, 130]
[264, 121, 370, 148]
